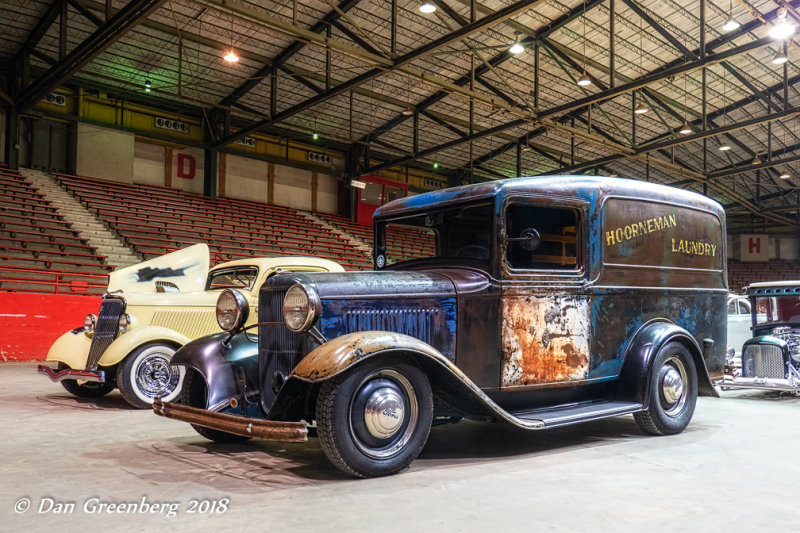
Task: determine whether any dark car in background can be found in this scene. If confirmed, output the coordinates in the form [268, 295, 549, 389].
[717, 281, 800, 393]
[153, 176, 727, 477]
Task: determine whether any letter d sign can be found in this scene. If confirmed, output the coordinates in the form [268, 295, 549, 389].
[177, 153, 196, 179]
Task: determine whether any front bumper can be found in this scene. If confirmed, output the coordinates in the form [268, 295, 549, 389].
[152, 398, 308, 442]
[715, 375, 800, 392]
[37, 365, 105, 383]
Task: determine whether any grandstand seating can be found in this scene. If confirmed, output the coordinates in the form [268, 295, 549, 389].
[52, 172, 374, 271]
[0, 168, 111, 294]
[312, 211, 436, 263]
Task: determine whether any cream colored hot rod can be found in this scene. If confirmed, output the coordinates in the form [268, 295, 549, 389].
[38, 244, 343, 408]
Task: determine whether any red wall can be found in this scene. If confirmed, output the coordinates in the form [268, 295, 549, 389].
[0, 293, 100, 361]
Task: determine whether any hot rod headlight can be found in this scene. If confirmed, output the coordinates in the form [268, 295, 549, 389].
[216, 289, 249, 332]
[84, 314, 97, 332]
[118, 313, 131, 333]
[283, 284, 319, 332]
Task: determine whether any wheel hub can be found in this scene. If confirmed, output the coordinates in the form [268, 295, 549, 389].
[363, 387, 405, 439]
[661, 366, 684, 405]
[659, 356, 688, 417]
[137, 356, 174, 396]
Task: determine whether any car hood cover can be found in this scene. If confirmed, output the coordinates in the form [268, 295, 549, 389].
[107, 243, 210, 294]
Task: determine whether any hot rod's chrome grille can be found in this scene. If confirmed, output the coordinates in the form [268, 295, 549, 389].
[343, 308, 437, 345]
[85, 298, 125, 370]
[742, 344, 785, 379]
[258, 287, 310, 411]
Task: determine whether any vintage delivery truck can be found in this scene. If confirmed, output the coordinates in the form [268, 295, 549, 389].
[153, 176, 727, 477]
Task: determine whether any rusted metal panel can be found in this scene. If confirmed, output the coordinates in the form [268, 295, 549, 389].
[501, 296, 590, 387]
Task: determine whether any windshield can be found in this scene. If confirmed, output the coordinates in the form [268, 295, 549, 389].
[754, 296, 800, 325]
[205, 266, 259, 291]
[376, 202, 493, 266]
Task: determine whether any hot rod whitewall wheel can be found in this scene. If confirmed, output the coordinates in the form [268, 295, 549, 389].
[316, 357, 434, 478]
[182, 369, 251, 443]
[634, 341, 698, 436]
[117, 344, 185, 409]
[57, 363, 114, 398]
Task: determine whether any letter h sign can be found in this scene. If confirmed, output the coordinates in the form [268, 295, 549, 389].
[741, 234, 768, 262]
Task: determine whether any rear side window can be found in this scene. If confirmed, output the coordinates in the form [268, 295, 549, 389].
[506, 205, 580, 271]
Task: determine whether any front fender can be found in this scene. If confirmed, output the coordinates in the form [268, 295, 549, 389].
[287, 331, 522, 424]
[617, 320, 718, 406]
[45, 328, 91, 370]
[97, 326, 191, 367]
[171, 332, 258, 411]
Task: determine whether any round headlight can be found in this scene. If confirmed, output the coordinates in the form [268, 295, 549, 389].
[283, 284, 318, 332]
[84, 314, 97, 332]
[216, 289, 249, 332]
[118, 313, 131, 333]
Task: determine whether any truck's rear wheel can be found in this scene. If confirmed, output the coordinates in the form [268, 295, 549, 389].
[316, 357, 433, 478]
[634, 341, 698, 435]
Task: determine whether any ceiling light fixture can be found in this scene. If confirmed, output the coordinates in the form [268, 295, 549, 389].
[769, 7, 795, 40]
[224, 13, 239, 63]
[419, 2, 436, 14]
[401, 107, 414, 116]
[679, 121, 693, 135]
[773, 41, 789, 64]
[718, 140, 731, 151]
[722, 0, 740, 31]
[779, 171, 791, 179]
[577, 0, 591, 87]
[432, 161, 439, 169]
[753, 153, 762, 164]
[634, 93, 649, 114]
[509, 30, 525, 54]
[144, 80, 151, 93]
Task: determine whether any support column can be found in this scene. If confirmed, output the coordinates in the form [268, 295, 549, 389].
[4, 107, 19, 170]
[267, 162, 275, 204]
[164, 146, 173, 188]
[218, 152, 227, 197]
[204, 147, 218, 199]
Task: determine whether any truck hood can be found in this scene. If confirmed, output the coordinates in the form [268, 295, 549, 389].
[107, 243, 210, 294]
[300, 270, 457, 299]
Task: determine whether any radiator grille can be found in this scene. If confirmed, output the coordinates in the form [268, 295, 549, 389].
[258, 287, 310, 411]
[742, 344, 785, 379]
[151, 308, 219, 339]
[343, 308, 437, 345]
[85, 298, 125, 370]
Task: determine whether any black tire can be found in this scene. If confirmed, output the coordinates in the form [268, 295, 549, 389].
[634, 341, 698, 436]
[57, 363, 114, 398]
[316, 357, 434, 478]
[182, 369, 251, 443]
[116, 343, 184, 409]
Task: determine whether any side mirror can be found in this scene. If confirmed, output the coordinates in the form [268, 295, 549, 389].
[507, 228, 541, 252]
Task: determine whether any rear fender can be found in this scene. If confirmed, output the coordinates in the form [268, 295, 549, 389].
[616, 320, 718, 406]
[170, 332, 259, 411]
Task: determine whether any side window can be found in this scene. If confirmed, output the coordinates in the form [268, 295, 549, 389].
[506, 205, 580, 271]
[727, 300, 737, 315]
[738, 300, 751, 315]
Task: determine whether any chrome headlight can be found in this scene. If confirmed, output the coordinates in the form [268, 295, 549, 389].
[84, 314, 97, 332]
[283, 284, 319, 332]
[216, 289, 249, 332]
[118, 313, 131, 334]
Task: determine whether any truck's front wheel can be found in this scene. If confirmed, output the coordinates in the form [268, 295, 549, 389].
[316, 357, 433, 478]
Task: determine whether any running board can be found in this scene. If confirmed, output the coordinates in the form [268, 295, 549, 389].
[509, 401, 643, 429]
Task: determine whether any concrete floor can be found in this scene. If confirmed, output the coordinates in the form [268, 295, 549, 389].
[3, 361, 799, 533]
